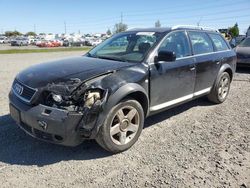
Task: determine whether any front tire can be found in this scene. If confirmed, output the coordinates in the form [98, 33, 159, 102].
[208, 72, 231, 104]
[96, 99, 144, 153]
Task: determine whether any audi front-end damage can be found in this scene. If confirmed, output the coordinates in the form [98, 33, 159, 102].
[9, 74, 110, 146]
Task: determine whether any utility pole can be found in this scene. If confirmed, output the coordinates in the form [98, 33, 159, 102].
[64, 21, 67, 34]
[34, 24, 36, 33]
[121, 12, 123, 24]
[197, 17, 203, 26]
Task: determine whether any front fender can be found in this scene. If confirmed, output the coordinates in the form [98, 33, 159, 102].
[90, 83, 149, 139]
[106, 83, 149, 112]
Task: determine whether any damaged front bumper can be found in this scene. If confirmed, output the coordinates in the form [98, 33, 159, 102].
[9, 90, 104, 146]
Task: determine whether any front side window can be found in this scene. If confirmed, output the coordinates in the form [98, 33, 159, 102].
[209, 33, 229, 51]
[189, 31, 214, 55]
[88, 32, 164, 63]
[158, 31, 191, 58]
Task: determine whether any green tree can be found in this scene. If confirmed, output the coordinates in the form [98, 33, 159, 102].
[5, 30, 22, 37]
[106, 28, 112, 35]
[155, 20, 161, 28]
[26, 31, 36, 36]
[228, 23, 239, 37]
[113, 22, 128, 34]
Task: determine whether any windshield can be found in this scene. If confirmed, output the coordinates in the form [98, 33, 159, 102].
[239, 38, 250, 47]
[87, 31, 164, 63]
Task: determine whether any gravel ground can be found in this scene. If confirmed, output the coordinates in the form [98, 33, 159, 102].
[0, 52, 249, 188]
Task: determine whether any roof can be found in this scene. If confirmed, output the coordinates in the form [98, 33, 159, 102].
[127, 27, 171, 33]
[127, 25, 218, 33]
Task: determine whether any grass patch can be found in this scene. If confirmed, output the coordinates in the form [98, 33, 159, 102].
[0, 47, 92, 54]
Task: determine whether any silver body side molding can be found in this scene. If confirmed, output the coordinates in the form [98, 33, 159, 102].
[150, 87, 211, 111]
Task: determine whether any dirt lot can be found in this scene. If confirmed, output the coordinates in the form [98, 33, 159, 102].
[0, 43, 48, 50]
[0, 52, 249, 188]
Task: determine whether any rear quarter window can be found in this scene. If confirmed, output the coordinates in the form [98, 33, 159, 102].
[208, 33, 229, 51]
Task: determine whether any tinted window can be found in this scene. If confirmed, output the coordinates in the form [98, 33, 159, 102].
[159, 31, 191, 58]
[209, 33, 229, 51]
[189, 31, 214, 55]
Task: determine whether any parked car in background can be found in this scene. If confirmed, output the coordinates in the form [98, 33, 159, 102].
[229, 35, 246, 48]
[9, 26, 236, 153]
[11, 37, 29, 46]
[37, 40, 62, 47]
[90, 39, 103, 46]
[0, 36, 9, 43]
[236, 37, 250, 66]
[63, 39, 86, 47]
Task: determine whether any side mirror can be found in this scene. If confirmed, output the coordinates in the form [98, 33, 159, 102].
[156, 49, 176, 62]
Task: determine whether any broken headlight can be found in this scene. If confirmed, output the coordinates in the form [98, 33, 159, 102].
[84, 90, 102, 108]
[52, 94, 63, 103]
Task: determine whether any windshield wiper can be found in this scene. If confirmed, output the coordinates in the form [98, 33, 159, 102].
[96, 55, 128, 62]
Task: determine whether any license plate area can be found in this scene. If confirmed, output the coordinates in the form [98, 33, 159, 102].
[9, 104, 21, 124]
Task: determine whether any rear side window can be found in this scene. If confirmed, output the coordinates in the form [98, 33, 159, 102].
[188, 31, 214, 55]
[208, 33, 229, 51]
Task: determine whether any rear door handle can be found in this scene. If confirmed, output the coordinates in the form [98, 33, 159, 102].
[190, 67, 195, 71]
[189, 65, 195, 71]
[215, 58, 225, 65]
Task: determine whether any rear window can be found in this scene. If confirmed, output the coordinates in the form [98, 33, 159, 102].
[208, 33, 229, 51]
[188, 31, 214, 55]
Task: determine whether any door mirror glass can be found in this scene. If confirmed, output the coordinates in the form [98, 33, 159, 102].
[156, 49, 176, 62]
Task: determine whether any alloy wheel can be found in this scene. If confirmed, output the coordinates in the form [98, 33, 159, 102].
[218, 75, 230, 100]
[110, 106, 140, 145]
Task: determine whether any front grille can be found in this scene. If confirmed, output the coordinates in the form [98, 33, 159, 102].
[12, 79, 37, 103]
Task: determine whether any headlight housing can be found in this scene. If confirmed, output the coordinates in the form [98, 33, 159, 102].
[84, 90, 101, 108]
[52, 94, 63, 103]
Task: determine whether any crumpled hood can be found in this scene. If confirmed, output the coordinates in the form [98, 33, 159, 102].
[16, 56, 134, 88]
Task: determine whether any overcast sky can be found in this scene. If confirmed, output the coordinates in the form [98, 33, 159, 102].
[0, 0, 249, 34]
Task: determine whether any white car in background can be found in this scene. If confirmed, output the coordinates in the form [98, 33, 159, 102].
[0, 36, 7, 43]
[90, 39, 103, 46]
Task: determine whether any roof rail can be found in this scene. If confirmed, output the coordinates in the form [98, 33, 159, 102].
[171, 25, 219, 32]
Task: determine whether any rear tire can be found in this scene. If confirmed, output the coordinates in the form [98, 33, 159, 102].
[208, 72, 231, 104]
[96, 99, 144, 153]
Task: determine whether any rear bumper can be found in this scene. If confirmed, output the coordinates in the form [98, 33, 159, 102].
[9, 91, 85, 146]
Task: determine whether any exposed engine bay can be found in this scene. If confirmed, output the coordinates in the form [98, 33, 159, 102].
[40, 74, 110, 112]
